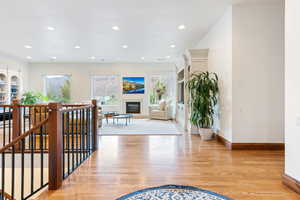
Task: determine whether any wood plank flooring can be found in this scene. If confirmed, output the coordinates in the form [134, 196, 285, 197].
[36, 135, 300, 200]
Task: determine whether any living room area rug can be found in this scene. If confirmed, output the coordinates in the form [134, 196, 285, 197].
[116, 185, 232, 200]
[99, 119, 183, 135]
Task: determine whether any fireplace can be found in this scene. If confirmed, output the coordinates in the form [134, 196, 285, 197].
[126, 102, 141, 114]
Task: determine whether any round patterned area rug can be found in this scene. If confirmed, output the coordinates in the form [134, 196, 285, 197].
[116, 185, 233, 200]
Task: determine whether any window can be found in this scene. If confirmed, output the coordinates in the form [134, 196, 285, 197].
[91, 75, 120, 105]
[149, 74, 176, 104]
[149, 76, 161, 104]
[44, 75, 71, 103]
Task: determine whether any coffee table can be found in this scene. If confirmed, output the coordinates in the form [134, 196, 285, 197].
[103, 112, 119, 124]
[112, 114, 133, 126]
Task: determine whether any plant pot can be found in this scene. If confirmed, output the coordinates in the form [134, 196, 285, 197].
[199, 128, 214, 140]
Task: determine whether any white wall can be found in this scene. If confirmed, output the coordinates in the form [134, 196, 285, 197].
[285, 0, 300, 182]
[28, 63, 176, 115]
[0, 51, 29, 94]
[232, 1, 284, 143]
[196, 7, 233, 141]
[195, 1, 284, 143]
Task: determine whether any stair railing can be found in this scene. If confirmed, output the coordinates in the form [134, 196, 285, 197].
[0, 100, 98, 199]
[0, 117, 49, 200]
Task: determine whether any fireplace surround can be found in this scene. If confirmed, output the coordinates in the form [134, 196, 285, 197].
[126, 102, 141, 114]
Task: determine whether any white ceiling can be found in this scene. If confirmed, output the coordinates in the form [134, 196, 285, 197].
[0, 0, 231, 63]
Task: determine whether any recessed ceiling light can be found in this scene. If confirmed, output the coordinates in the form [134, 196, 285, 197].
[112, 26, 120, 31]
[165, 56, 171, 59]
[170, 44, 176, 48]
[89, 56, 96, 60]
[24, 45, 32, 49]
[141, 57, 145, 60]
[74, 45, 81, 49]
[26, 56, 32, 60]
[122, 45, 128, 49]
[178, 25, 186, 30]
[47, 26, 55, 31]
[51, 56, 57, 60]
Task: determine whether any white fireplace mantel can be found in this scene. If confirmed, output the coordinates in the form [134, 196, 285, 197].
[122, 98, 144, 115]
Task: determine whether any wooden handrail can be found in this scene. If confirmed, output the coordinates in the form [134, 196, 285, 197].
[0, 104, 48, 108]
[0, 190, 15, 200]
[19, 104, 48, 107]
[62, 104, 90, 107]
[0, 117, 49, 153]
[60, 105, 92, 113]
[0, 105, 14, 107]
[0, 103, 90, 108]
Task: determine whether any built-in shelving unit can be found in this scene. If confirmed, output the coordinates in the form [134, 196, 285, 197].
[177, 69, 185, 104]
[0, 73, 7, 104]
[10, 75, 19, 101]
[0, 67, 22, 104]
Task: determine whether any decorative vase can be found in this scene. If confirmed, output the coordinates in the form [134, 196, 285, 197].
[158, 94, 162, 100]
[156, 89, 162, 100]
[199, 128, 214, 140]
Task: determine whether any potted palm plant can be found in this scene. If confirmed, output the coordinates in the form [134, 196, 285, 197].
[186, 71, 219, 140]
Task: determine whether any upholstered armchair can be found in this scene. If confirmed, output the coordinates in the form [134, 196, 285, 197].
[149, 100, 171, 120]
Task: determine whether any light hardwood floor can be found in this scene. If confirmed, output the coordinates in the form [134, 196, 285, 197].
[36, 135, 300, 200]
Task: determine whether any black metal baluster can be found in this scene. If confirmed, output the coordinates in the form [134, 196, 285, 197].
[21, 139, 25, 200]
[34, 108, 37, 150]
[87, 108, 91, 157]
[87, 108, 91, 155]
[1, 151, 5, 200]
[90, 108, 92, 154]
[40, 123, 44, 187]
[23, 107, 26, 149]
[3, 107, 5, 146]
[86, 108, 89, 155]
[28, 107, 32, 148]
[31, 131, 34, 193]
[62, 113, 65, 178]
[39, 107, 42, 151]
[44, 108, 48, 150]
[83, 109, 86, 159]
[90, 108, 93, 153]
[11, 145, 15, 200]
[80, 109, 83, 163]
[87, 108, 90, 155]
[76, 110, 79, 167]
[71, 111, 75, 171]
[66, 112, 70, 176]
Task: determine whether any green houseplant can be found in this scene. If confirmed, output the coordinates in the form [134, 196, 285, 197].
[186, 71, 219, 140]
[21, 91, 48, 104]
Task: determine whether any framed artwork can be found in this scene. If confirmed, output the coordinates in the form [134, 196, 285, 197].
[123, 77, 145, 94]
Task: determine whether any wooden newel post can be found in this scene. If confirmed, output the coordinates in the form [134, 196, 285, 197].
[48, 103, 63, 190]
[12, 100, 21, 141]
[91, 99, 98, 151]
